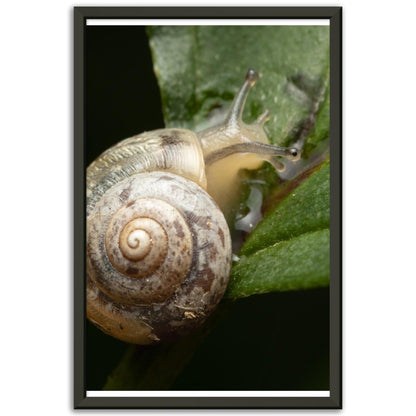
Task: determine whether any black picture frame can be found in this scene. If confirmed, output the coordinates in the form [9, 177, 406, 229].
[74, 6, 342, 409]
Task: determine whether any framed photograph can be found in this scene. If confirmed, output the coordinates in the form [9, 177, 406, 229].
[74, 6, 342, 409]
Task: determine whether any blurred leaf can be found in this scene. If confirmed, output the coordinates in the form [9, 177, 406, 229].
[103, 304, 230, 390]
[103, 335, 202, 391]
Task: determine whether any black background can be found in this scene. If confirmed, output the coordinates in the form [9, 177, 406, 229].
[85, 25, 329, 391]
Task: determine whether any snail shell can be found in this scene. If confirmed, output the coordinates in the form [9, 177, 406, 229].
[87, 131, 232, 344]
[86, 69, 300, 344]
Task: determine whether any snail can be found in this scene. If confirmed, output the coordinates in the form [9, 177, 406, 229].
[86, 69, 301, 344]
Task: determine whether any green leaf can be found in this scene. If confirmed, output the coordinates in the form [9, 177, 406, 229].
[148, 26, 330, 150]
[226, 229, 330, 299]
[226, 162, 330, 299]
[242, 162, 330, 255]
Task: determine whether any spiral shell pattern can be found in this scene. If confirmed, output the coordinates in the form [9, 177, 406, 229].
[87, 171, 232, 344]
[95, 195, 194, 304]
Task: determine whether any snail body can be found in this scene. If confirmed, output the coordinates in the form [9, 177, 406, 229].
[87, 69, 300, 344]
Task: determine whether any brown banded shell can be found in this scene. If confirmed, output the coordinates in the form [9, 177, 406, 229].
[87, 171, 232, 344]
